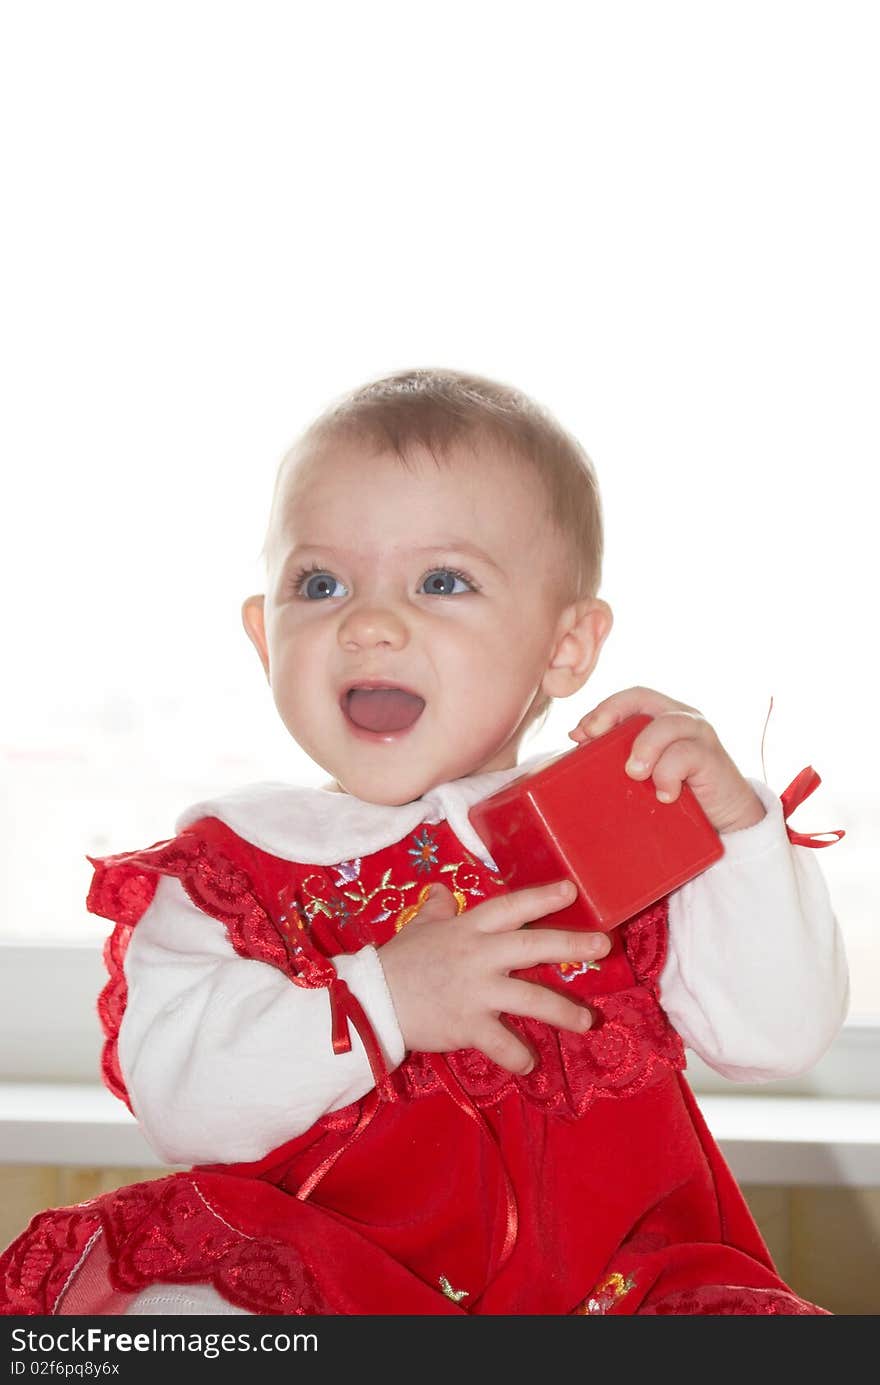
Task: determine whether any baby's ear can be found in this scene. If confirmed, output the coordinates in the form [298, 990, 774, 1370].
[542, 598, 613, 699]
[241, 594, 271, 678]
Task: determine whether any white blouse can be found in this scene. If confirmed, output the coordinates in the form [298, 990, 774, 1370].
[117, 760, 849, 1166]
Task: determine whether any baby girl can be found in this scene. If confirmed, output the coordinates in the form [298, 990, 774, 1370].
[0, 368, 847, 1316]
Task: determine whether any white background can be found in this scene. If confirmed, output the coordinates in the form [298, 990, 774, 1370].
[1, 1, 877, 1017]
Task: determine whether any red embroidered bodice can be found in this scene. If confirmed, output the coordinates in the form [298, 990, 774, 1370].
[91, 814, 686, 1124]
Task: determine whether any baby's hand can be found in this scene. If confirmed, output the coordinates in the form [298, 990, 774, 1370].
[377, 881, 610, 1074]
[569, 685, 766, 835]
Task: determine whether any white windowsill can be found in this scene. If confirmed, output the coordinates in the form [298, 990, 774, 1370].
[695, 1094, 880, 1186]
[1, 1082, 878, 1187]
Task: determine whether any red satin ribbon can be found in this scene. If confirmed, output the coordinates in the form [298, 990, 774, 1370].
[779, 766, 845, 848]
[294, 1049, 522, 1310]
[293, 954, 397, 1201]
[328, 975, 397, 1102]
[760, 695, 845, 848]
[273, 882, 397, 1102]
[295, 1091, 381, 1202]
[265, 882, 399, 1204]
[427, 1053, 519, 1299]
[291, 979, 394, 1202]
[290, 978, 392, 1203]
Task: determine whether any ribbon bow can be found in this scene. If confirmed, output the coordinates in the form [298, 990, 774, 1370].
[761, 697, 845, 848]
[268, 882, 398, 1204]
[327, 973, 397, 1102]
[274, 883, 397, 1103]
[779, 766, 845, 847]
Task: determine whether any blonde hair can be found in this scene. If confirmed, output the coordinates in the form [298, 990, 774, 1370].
[263, 367, 606, 732]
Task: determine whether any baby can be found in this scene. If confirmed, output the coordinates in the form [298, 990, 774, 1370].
[0, 369, 847, 1317]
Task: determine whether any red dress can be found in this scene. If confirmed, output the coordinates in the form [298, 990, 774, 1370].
[0, 813, 827, 1315]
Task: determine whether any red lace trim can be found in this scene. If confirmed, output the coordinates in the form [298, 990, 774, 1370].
[620, 903, 669, 987]
[640, 1284, 829, 1315]
[87, 824, 336, 1114]
[0, 1177, 327, 1317]
[0, 1204, 104, 1316]
[102, 1176, 326, 1314]
[400, 986, 683, 1118]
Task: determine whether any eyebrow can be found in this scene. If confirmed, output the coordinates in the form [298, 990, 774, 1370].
[288, 540, 504, 573]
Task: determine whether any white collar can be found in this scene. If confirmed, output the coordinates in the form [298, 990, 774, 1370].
[175, 750, 557, 869]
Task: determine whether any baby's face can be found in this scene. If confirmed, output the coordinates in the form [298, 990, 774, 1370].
[244, 436, 604, 804]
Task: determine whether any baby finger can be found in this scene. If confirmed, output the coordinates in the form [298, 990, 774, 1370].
[500, 976, 594, 1033]
[515, 927, 610, 969]
[478, 880, 578, 934]
[645, 739, 704, 804]
[474, 1019, 538, 1075]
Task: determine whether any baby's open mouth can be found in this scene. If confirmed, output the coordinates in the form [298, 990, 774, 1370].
[343, 685, 426, 734]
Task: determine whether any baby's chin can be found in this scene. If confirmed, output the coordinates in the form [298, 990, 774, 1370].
[317, 730, 525, 803]
[331, 776, 438, 806]
[320, 778, 417, 805]
[327, 760, 476, 805]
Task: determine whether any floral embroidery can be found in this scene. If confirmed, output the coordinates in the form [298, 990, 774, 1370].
[327, 890, 353, 926]
[438, 1275, 468, 1303]
[332, 859, 362, 885]
[394, 883, 436, 932]
[275, 898, 310, 969]
[436, 851, 505, 911]
[298, 867, 422, 931]
[298, 873, 359, 927]
[575, 1270, 636, 1315]
[391, 850, 506, 928]
[441, 851, 505, 892]
[295, 845, 505, 933]
[557, 960, 601, 982]
[408, 827, 439, 873]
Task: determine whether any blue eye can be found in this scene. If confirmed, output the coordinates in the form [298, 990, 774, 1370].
[293, 566, 349, 600]
[420, 568, 475, 596]
[289, 562, 478, 601]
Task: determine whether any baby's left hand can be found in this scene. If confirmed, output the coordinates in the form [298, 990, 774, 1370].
[569, 686, 767, 836]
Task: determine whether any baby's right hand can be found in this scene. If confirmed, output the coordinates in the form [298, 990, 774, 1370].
[377, 881, 611, 1075]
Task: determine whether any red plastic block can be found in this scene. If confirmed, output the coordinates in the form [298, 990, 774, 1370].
[467, 713, 725, 932]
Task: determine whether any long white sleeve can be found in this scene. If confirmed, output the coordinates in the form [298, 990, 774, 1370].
[118, 873, 406, 1165]
[660, 776, 849, 1081]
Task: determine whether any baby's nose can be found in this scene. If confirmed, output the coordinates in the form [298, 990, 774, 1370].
[338, 604, 408, 651]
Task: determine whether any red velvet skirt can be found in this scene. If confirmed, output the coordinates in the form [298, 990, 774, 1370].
[0, 1067, 826, 1316]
